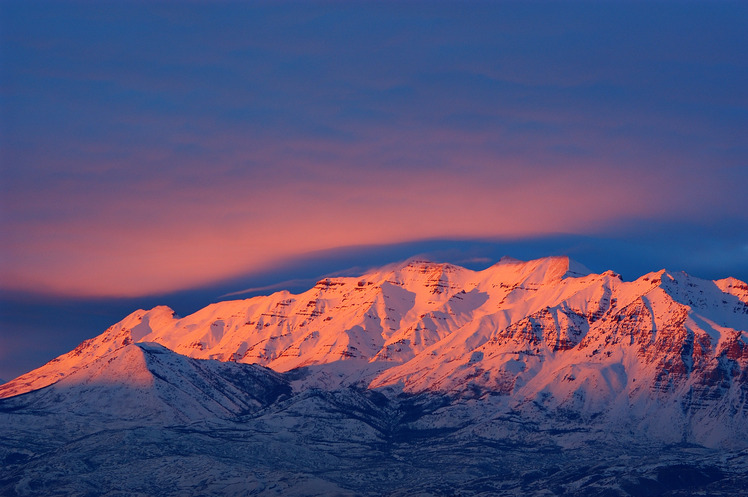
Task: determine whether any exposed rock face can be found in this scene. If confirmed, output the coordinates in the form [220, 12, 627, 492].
[3, 257, 747, 445]
[2, 256, 748, 496]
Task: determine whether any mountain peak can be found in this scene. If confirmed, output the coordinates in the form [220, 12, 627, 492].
[488, 255, 590, 283]
[716, 277, 748, 303]
[3, 255, 748, 495]
[4, 254, 746, 419]
[380, 257, 459, 273]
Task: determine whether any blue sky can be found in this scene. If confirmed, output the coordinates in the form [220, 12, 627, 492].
[1, 1, 747, 380]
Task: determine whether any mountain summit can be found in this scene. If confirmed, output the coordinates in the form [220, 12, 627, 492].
[2, 256, 748, 496]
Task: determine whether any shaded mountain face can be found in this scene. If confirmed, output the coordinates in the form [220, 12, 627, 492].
[2, 256, 748, 496]
[0, 342, 290, 438]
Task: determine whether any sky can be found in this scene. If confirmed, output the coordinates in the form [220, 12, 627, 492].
[1, 1, 747, 381]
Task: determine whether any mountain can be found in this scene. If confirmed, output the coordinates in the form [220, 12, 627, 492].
[1, 342, 289, 423]
[2, 256, 748, 496]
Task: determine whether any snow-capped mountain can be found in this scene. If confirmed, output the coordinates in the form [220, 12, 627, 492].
[2, 256, 748, 496]
[1, 342, 289, 432]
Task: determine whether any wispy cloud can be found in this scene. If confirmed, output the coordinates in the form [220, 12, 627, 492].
[220, 279, 316, 298]
[1, 2, 745, 297]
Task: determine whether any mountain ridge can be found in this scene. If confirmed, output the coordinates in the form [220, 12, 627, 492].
[3, 255, 748, 496]
[3, 256, 747, 406]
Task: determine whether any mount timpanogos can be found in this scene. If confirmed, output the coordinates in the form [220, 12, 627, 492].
[2, 256, 748, 496]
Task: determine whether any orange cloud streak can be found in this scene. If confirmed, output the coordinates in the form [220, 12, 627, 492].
[3, 162, 671, 297]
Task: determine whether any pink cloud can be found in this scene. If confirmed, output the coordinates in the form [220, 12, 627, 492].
[2, 148, 676, 298]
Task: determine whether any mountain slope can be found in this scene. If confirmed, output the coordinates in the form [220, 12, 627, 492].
[0, 342, 290, 426]
[2, 255, 747, 446]
[2, 256, 748, 496]
[0, 305, 178, 398]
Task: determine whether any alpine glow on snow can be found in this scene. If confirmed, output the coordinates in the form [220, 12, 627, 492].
[1, 2, 747, 496]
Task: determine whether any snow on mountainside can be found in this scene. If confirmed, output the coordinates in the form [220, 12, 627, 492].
[3, 256, 748, 496]
[0, 306, 178, 398]
[2, 255, 748, 446]
[0, 342, 289, 428]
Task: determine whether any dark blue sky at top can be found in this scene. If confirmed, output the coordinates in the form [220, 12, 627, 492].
[1, 1, 747, 380]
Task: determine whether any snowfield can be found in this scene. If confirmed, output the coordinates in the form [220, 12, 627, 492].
[2, 256, 747, 496]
